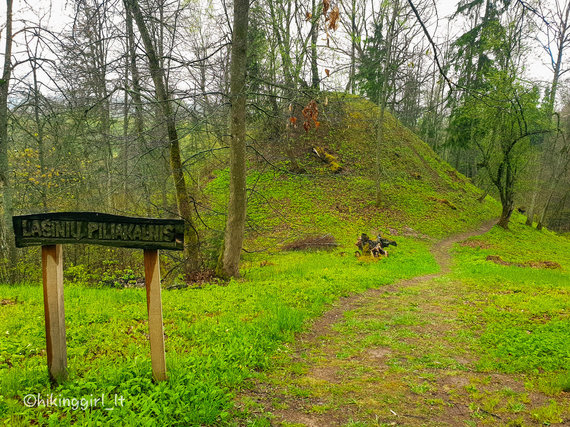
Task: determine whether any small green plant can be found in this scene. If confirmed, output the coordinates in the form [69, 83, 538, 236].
[64, 264, 93, 284]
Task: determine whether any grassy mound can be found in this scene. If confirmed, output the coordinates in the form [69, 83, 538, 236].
[204, 95, 500, 254]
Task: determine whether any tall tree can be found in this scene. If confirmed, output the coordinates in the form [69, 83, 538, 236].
[124, 0, 200, 274]
[375, 0, 399, 206]
[449, 2, 550, 228]
[0, 0, 15, 281]
[446, 0, 511, 177]
[69, 0, 116, 208]
[540, 0, 570, 115]
[217, 0, 250, 278]
[525, 0, 570, 227]
[471, 75, 547, 228]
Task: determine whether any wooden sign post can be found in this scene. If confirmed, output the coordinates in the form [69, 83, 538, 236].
[143, 249, 167, 381]
[41, 244, 67, 383]
[13, 212, 184, 383]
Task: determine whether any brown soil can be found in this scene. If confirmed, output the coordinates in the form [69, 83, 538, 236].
[486, 255, 563, 269]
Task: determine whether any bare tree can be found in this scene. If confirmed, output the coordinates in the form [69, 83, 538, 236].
[217, 0, 250, 278]
[375, 0, 399, 206]
[124, 0, 200, 274]
[0, 0, 15, 281]
[525, 0, 570, 227]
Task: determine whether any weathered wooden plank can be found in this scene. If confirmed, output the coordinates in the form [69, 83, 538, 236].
[42, 245, 68, 383]
[144, 249, 168, 381]
[13, 212, 184, 250]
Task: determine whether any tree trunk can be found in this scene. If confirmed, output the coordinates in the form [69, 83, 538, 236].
[497, 202, 514, 229]
[375, 0, 398, 207]
[497, 155, 515, 229]
[525, 162, 540, 226]
[31, 58, 48, 211]
[126, 6, 146, 149]
[122, 52, 130, 203]
[125, 0, 200, 274]
[310, 0, 319, 91]
[348, 0, 356, 93]
[0, 0, 16, 282]
[217, 0, 250, 278]
[125, 5, 151, 208]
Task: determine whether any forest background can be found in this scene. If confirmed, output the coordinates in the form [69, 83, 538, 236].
[0, 0, 569, 282]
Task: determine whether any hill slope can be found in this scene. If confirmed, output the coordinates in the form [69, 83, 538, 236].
[206, 94, 500, 250]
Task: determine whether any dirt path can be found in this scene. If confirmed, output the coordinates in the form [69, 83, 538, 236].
[234, 219, 565, 426]
[265, 219, 498, 360]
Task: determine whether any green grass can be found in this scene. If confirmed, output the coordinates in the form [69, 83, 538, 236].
[200, 96, 499, 253]
[3, 96, 567, 426]
[231, 215, 569, 426]
[450, 215, 570, 376]
[0, 240, 436, 425]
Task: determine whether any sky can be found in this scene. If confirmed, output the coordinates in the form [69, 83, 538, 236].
[0, 0, 558, 93]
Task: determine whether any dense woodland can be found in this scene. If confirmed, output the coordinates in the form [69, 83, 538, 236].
[1, 0, 569, 283]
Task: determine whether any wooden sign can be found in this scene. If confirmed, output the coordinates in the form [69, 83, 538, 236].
[13, 212, 182, 383]
[13, 212, 184, 251]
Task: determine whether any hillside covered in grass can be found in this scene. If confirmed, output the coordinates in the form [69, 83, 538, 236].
[203, 95, 500, 253]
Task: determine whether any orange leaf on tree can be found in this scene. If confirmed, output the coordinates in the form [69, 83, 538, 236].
[328, 5, 339, 31]
[322, 0, 330, 17]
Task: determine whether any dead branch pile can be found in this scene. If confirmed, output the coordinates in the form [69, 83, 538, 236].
[355, 233, 397, 257]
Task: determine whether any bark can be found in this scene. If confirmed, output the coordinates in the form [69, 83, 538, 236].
[0, 0, 16, 282]
[310, 0, 319, 91]
[84, 1, 113, 209]
[124, 0, 200, 273]
[496, 150, 515, 229]
[545, 1, 569, 116]
[348, 0, 356, 93]
[375, 0, 398, 207]
[123, 52, 130, 202]
[497, 182, 515, 229]
[31, 56, 48, 211]
[497, 198, 514, 229]
[126, 6, 146, 149]
[125, 5, 152, 208]
[217, 0, 250, 278]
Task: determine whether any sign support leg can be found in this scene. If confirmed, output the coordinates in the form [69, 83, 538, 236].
[41, 244, 68, 383]
[143, 249, 167, 381]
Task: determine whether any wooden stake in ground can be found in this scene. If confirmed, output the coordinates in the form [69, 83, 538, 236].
[144, 249, 167, 381]
[41, 244, 68, 383]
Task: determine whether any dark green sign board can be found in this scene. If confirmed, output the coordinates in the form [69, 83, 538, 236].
[13, 212, 184, 251]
